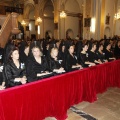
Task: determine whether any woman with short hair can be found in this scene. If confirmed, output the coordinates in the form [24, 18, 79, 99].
[26, 46, 51, 82]
[48, 47, 65, 73]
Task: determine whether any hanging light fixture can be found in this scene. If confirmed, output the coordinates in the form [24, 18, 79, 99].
[114, 8, 120, 20]
[114, 13, 120, 20]
[36, 17, 42, 23]
[21, 20, 26, 25]
[60, 11, 67, 18]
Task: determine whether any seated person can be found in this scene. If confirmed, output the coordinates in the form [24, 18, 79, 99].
[65, 44, 82, 72]
[114, 40, 120, 59]
[0, 66, 5, 90]
[0, 44, 4, 65]
[77, 42, 96, 67]
[88, 42, 102, 64]
[48, 47, 65, 73]
[58, 42, 66, 68]
[26, 46, 51, 82]
[0, 82, 5, 90]
[96, 43, 108, 63]
[3, 47, 27, 87]
[19, 44, 29, 65]
[104, 42, 116, 61]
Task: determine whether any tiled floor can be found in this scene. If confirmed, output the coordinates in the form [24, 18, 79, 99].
[45, 87, 120, 120]
[67, 87, 120, 120]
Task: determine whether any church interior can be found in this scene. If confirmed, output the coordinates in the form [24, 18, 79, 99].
[0, 0, 119, 46]
[0, 0, 120, 120]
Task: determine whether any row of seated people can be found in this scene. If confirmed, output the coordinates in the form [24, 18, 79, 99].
[0, 39, 117, 90]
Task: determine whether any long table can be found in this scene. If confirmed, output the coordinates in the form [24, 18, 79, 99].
[0, 60, 120, 120]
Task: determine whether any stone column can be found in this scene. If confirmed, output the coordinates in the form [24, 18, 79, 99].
[100, 0, 105, 39]
[83, 0, 91, 40]
[95, 0, 101, 40]
[54, 1, 59, 39]
[90, 0, 100, 40]
[34, 2, 39, 39]
[11, 12, 21, 34]
[113, 0, 118, 36]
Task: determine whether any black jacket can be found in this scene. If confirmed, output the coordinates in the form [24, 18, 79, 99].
[0, 47, 4, 64]
[104, 49, 114, 61]
[88, 51, 98, 63]
[26, 56, 50, 82]
[77, 52, 89, 68]
[96, 51, 105, 62]
[47, 56, 62, 71]
[19, 51, 28, 65]
[114, 45, 120, 59]
[65, 53, 78, 71]
[4, 60, 26, 87]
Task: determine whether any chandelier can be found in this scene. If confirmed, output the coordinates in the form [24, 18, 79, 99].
[36, 17, 42, 23]
[21, 20, 26, 25]
[114, 13, 120, 19]
[60, 11, 67, 18]
[114, 9, 120, 20]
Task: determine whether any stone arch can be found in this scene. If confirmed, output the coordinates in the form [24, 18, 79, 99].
[23, 3, 35, 19]
[66, 29, 74, 39]
[65, 0, 80, 13]
[50, 0, 55, 8]
[43, 0, 54, 38]
[43, 0, 54, 17]
[38, 0, 54, 16]
[59, 0, 80, 13]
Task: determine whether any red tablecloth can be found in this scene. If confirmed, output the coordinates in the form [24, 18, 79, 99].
[0, 60, 120, 120]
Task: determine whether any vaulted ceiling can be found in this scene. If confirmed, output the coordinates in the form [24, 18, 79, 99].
[0, 0, 25, 6]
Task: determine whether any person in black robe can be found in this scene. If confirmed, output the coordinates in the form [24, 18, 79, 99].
[19, 44, 29, 65]
[88, 42, 102, 64]
[3, 40, 15, 64]
[48, 47, 65, 73]
[114, 40, 120, 59]
[26, 46, 52, 82]
[96, 43, 108, 63]
[65, 44, 82, 72]
[0, 44, 5, 90]
[58, 41, 66, 68]
[3, 47, 27, 87]
[74, 40, 82, 58]
[77, 41, 96, 67]
[0, 44, 4, 64]
[0, 65, 5, 90]
[104, 42, 116, 61]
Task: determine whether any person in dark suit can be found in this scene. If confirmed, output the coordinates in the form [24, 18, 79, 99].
[3, 47, 27, 87]
[48, 47, 65, 73]
[65, 44, 82, 72]
[26, 46, 51, 82]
